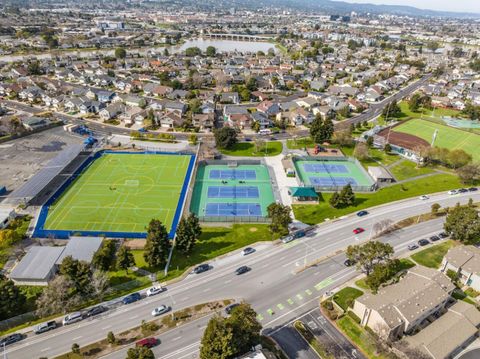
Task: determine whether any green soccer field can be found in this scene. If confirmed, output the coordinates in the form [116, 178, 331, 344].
[394, 119, 480, 161]
[44, 152, 192, 234]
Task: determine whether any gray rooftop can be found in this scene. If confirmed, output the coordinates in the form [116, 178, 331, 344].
[56, 236, 103, 265]
[10, 246, 64, 281]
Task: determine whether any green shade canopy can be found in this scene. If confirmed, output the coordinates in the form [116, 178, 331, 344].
[290, 187, 318, 198]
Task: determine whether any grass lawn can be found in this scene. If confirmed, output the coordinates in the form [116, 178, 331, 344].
[293, 174, 463, 225]
[0, 216, 32, 269]
[286, 137, 314, 149]
[220, 141, 283, 157]
[108, 224, 279, 287]
[410, 240, 456, 269]
[394, 119, 480, 162]
[333, 287, 363, 311]
[336, 316, 388, 359]
[389, 160, 435, 181]
[340, 146, 399, 167]
[398, 101, 460, 120]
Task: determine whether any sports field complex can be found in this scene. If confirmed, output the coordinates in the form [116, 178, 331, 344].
[294, 157, 375, 191]
[190, 164, 275, 219]
[34, 151, 195, 238]
[393, 119, 480, 161]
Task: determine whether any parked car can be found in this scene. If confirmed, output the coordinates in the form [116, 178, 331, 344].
[439, 232, 449, 239]
[458, 188, 468, 193]
[136, 337, 158, 348]
[448, 190, 458, 195]
[241, 247, 255, 256]
[146, 286, 165, 297]
[356, 210, 369, 217]
[468, 187, 478, 192]
[430, 235, 440, 242]
[0, 333, 24, 346]
[151, 305, 170, 317]
[408, 244, 419, 251]
[34, 321, 57, 334]
[235, 266, 251, 275]
[353, 227, 365, 234]
[122, 292, 142, 305]
[418, 239, 430, 246]
[193, 264, 210, 274]
[419, 195, 429, 200]
[344, 259, 355, 266]
[83, 306, 107, 318]
[63, 312, 83, 326]
[225, 303, 240, 315]
[282, 235, 295, 244]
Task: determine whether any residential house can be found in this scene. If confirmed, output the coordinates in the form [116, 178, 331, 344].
[256, 100, 281, 118]
[220, 92, 240, 104]
[158, 111, 183, 129]
[100, 103, 124, 121]
[441, 246, 480, 291]
[192, 113, 214, 132]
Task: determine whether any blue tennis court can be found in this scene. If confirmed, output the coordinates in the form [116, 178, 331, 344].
[207, 186, 259, 198]
[209, 169, 257, 180]
[303, 163, 349, 174]
[205, 203, 262, 216]
[309, 177, 358, 186]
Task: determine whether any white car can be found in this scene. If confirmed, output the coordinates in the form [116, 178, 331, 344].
[419, 195, 429, 200]
[448, 190, 458, 195]
[282, 235, 294, 244]
[146, 286, 164, 297]
[151, 305, 169, 317]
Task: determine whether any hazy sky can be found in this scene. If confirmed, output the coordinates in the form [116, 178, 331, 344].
[343, 0, 480, 13]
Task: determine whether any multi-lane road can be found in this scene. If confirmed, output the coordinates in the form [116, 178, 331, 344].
[4, 191, 479, 359]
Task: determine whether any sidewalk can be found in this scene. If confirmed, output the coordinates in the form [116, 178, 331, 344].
[264, 154, 298, 210]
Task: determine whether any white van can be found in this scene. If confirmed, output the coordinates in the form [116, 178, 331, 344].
[62, 312, 83, 326]
[259, 129, 272, 135]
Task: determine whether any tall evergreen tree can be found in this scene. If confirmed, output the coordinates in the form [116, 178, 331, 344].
[200, 315, 235, 359]
[0, 278, 26, 320]
[339, 184, 355, 207]
[92, 240, 116, 271]
[117, 246, 135, 273]
[175, 213, 202, 254]
[59, 256, 93, 296]
[144, 219, 171, 268]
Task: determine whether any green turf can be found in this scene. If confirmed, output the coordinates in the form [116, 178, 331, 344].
[389, 160, 435, 181]
[394, 119, 480, 161]
[410, 240, 456, 269]
[190, 164, 275, 217]
[294, 159, 374, 188]
[293, 173, 463, 224]
[333, 287, 363, 311]
[44, 153, 191, 234]
[286, 137, 314, 149]
[219, 141, 283, 157]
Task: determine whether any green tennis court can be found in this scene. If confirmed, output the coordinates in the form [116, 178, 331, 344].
[43, 152, 192, 234]
[394, 119, 480, 161]
[190, 164, 275, 218]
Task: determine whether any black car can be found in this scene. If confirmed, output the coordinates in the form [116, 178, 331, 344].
[225, 303, 240, 315]
[418, 239, 430, 246]
[244, 138, 252, 142]
[356, 210, 369, 217]
[458, 188, 468, 193]
[122, 292, 142, 305]
[344, 259, 355, 267]
[468, 187, 478, 192]
[0, 333, 24, 347]
[439, 232, 449, 239]
[430, 235, 440, 242]
[84, 305, 108, 318]
[235, 266, 251, 275]
[193, 264, 210, 274]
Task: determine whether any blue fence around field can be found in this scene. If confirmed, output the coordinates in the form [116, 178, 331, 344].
[303, 163, 349, 174]
[205, 203, 262, 217]
[309, 176, 358, 186]
[33, 150, 196, 239]
[207, 186, 259, 199]
[209, 169, 257, 180]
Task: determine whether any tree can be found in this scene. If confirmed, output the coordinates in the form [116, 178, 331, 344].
[27, 60, 42, 75]
[144, 219, 171, 268]
[346, 241, 394, 275]
[91, 270, 110, 301]
[92, 240, 116, 271]
[214, 127, 237, 150]
[329, 191, 340, 208]
[382, 100, 401, 119]
[408, 93, 422, 112]
[332, 129, 354, 147]
[117, 246, 135, 272]
[365, 259, 400, 293]
[59, 256, 93, 296]
[447, 149, 472, 169]
[457, 163, 480, 184]
[229, 303, 262, 354]
[36, 276, 81, 316]
[384, 143, 392, 153]
[353, 142, 369, 160]
[366, 136, 374, 147]
[310, 114, 333, 143]
[267, 203, 292, 236]
[431, 203, 441, 215]
[72, 343, 80, 354]
[126, 346, 155, 359]
[185, 47, 201, 57]
[444, 204, 480, 243]
[339, 184, 355, 207]
[206, 46, 216, 57]
[0, 278, 26, 320]
[107, 331, 116, 345]
[254, 138, 266, 153]
[114, 47, 126, 59]
[175, 213, 202, 254]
